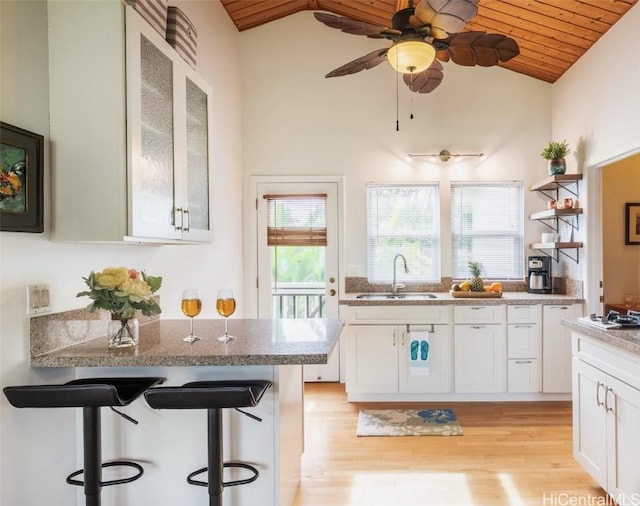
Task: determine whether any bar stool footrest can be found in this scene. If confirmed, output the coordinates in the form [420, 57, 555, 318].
[66, 461, 144, 487]
[187, 462, 259, 488]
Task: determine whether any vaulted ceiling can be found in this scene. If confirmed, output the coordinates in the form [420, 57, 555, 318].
[219, 0, 637, 83]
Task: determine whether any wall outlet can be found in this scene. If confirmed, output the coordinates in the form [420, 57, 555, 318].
[27, 284, 51, 315]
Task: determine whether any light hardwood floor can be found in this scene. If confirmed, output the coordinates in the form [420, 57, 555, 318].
[293, 382, 607, 506]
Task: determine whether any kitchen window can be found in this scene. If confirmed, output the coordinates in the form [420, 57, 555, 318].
[367, 183, 440, 282]
[450, 182, 524, 280]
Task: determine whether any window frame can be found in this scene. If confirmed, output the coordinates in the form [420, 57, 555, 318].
[450, 181, 524, 281]
[366, 183, 441, 283]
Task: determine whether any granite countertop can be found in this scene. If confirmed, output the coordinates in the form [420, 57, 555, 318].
[31, 318, 344, 368]
[339, 292, 584, 306]
[562, 318, 640, 357]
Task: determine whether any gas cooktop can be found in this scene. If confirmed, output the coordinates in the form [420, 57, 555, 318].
[584, 310, 640, 330]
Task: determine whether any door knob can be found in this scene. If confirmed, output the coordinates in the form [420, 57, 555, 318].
[329, 277, 335, 283]
[329, 289, 336, 296]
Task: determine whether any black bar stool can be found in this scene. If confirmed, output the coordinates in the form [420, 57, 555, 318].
[144, 380, 272, 506]
[3, 376, 165, 506]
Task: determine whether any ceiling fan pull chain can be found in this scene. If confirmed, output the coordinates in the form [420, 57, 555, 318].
[396, 69, 400, 131]
[410, 74, 414, 119]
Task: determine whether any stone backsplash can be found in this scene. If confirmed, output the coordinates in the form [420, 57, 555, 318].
[345, 276, 583, 296]
[30, 308, 159, 357]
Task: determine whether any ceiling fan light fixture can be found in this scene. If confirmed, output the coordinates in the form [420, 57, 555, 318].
[387, 40, 435, 74]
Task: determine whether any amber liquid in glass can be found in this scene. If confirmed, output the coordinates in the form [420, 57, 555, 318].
[216, 298, 236, 317]
[182, 298, 202, 318]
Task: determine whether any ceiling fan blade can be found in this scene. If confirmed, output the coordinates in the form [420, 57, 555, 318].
[442, 31, 519, 66]
[402, 59, 444, 93]
[415, 0, 479, 37]
[314, 12, 400, 39]
[325, 48, 389, 78]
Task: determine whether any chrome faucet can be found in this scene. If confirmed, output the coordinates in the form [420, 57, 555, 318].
[391, 254, 409, 293]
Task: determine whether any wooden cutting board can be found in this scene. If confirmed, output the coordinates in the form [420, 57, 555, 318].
[449, 291, 502, 298]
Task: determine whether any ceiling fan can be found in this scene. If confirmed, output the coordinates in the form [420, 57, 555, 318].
[314, 0, 519, 93]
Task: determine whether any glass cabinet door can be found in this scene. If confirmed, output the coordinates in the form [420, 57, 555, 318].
[138, 34, 176, 234]
[184, 77, 210, 235]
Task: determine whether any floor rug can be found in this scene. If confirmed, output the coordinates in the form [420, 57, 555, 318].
[356, 408, 463, 437]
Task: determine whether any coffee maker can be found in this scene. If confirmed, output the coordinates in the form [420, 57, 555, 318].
[527, 256, 552, 294]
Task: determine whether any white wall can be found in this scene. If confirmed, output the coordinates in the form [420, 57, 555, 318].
[551, 1, 640, 310]
[0, 1, 244, 504]
[239, 11, 554, 281]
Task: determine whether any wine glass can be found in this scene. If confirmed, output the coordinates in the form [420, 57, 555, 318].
[624, 293, 634, 309]
[216, 289, 236, 342]
[181, 289, 202, 343]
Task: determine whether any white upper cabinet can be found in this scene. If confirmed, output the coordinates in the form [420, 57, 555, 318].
[49, 1, 212, 243]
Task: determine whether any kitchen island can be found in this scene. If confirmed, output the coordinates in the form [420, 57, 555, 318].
[28, 315, 343, 506]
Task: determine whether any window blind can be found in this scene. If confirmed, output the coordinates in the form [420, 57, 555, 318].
[450, 182, 524, 280]
[366, 184, 440, 282]
[265, 194, 327, 247]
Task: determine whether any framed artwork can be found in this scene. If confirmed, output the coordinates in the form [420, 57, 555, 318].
[625, 202, 640, 245]
[0, 121, 44, 232]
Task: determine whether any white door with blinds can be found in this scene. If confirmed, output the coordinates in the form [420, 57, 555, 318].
[256, 181, 340, 382]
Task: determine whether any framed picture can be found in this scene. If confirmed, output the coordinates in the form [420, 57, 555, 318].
[0, 122, 44, 232]
[625, 202, 640, 245]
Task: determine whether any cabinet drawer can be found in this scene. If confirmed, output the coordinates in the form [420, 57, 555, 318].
[508, 304, 541, 323]
[508, 324, 540, 358]
[348, 305, 451, 324]
[454, 305, 506, 323]
[508, 359, 541, 392]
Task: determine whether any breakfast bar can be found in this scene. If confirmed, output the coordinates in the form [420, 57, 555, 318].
[27, 315, 343, 506]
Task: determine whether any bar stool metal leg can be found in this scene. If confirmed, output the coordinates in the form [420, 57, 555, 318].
[208, 408, 223, 506]
[84, 407, 101, 506]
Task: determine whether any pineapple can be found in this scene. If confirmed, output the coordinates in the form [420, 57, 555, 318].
[468, 261, 484, 292]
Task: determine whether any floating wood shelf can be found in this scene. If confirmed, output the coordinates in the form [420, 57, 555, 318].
[529, 174, 583, 192]
[529, 242, 583, 263]
[530, 208, 583, 220]
[530, 242, 583, 249]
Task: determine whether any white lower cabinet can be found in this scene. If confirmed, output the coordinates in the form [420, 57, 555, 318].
[572, 337, 640, 502]
[507, 305, 541, 393]
[345, 324, 452, 395]
[343, 301, 582, 400]
[454, 305, 507, 393]
[454, 323, 507, 393]
[543, 304, 580, 392]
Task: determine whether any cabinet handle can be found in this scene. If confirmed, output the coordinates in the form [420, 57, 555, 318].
[604, 387, 615, 413]
[401, 331, 405, 347]
[596, 381, 604, 408]
[174, 207, 183, 231]
[514, 360, 532, 364]
[550, 306, 569, 310]
[514, 325, 532, 328]
[392, 332, 396, 347]
[471, 325, 485, 329]
[183, 208, 190, 232]
[471, 307, 482, 310]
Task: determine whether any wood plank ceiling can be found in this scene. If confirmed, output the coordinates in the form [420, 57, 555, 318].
[219, 0, 637, 83]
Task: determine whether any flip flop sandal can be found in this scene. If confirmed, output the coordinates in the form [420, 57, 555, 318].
[410, 340, 418, 361]
[421, 340, 429, 361]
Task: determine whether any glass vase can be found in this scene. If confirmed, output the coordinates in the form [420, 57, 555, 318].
[108, 316, 139, 348]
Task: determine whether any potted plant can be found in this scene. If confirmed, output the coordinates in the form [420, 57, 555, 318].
[540, 140, 570, 175]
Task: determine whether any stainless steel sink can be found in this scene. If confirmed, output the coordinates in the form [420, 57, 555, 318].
[356, 293, 437, 299]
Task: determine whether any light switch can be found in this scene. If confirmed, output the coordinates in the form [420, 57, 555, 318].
[27, 284, 51, 315]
